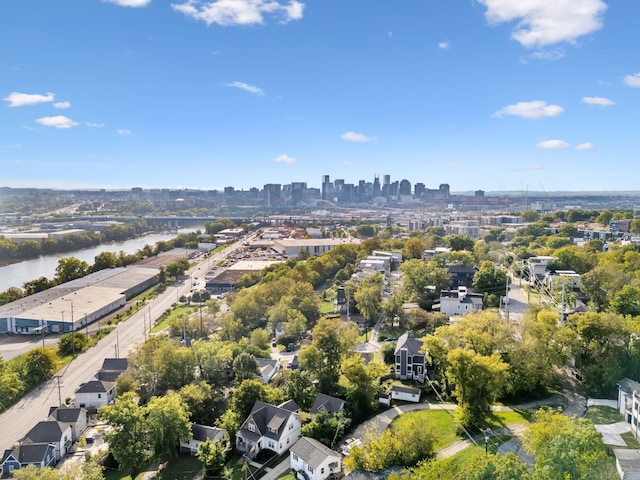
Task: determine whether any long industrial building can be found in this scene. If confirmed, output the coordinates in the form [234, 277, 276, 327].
[0, 266, 158, 334]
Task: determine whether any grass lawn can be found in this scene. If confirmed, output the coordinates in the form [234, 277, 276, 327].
[275, 473, 295, 480]
[151, 305, 197, 333]
[155, 455, 203, 480]
[104, 470, 144, 480]
[621, 432, 640, 449]
[390, 410, 461, 451]
[320, 300, 336, 314]
[585, 406, 623, 425]
[445, 435, 514, 474]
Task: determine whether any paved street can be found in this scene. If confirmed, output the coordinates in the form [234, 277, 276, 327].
[0, 237, 249, 453]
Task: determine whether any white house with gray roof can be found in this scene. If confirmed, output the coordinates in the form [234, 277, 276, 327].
[290, 437, 342, 480]
[618, 378, 640, 439]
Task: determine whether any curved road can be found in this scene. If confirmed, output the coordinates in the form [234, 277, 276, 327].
[0, 236, 253, 453]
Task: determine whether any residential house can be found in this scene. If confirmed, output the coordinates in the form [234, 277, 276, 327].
[256, 357, 281, 384]
[310, 393, 345, 419]
[236, 401, 301, 459]
[180, 424, 229, 456]
[394, 333, 426, 383]
[22, 421, 72, 462]
[75, 379, 116, 409]
[1, 443, 57, 476]
[47, 406, 87, 442]
[391, 385, 421, 403]
[618, 378, 640, 439]
[448, 266, 477, 289]
[437, 287, 483, 318]
[290, 437, 342, 480]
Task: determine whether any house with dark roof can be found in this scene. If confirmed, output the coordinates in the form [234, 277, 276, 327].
[1, 443, 56, 476]
[22, 421, 72, 462]
[310, 393, 345, 419]
[75, 379, 115, 409]
[290, 437, 341, 480]
[394, 333, 425, 383]
[180, 424, 229, 456]
[618, 377, 640, 439]
[101, 358, 128, 372]
[236, 400, 301, 459]
[448, 266, 477, 289]
[47, 406, 87, 442]
[436, 287, 483, 319]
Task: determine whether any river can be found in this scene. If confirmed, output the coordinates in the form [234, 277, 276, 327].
[0, 227, 203, 292]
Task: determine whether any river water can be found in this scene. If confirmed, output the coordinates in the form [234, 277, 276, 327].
[0, 227, 203, 292]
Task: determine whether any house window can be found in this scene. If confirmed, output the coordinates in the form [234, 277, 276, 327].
[293, 454, 298, 461]
[321, 468, 325, 474]
[248, 423, 255, 432]
[307, 465, 314, 473]
[97, 394, 102, 398]
[289, 423, 293, 430]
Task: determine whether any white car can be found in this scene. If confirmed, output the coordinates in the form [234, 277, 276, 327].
[341, 438, 363, 456]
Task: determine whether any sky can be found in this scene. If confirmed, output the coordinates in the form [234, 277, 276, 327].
[2, 0, 640, 193]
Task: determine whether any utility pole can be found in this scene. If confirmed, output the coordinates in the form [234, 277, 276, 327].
[41, 319, 46, 348]
[143, 314, 147, 341]
[85, 314, 89, 337]
[505, 273, 510, 320]
[54, 376, 62, 406]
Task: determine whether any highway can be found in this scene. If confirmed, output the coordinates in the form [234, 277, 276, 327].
[0, 234, 254, 453]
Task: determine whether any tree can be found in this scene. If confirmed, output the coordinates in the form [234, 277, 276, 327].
[354, 284, 381, 329]
[198, 439, 229, 478]
[58, 332, 88, 357]
[99, 392, 148, 474]
[231, 379, 268, 419]
[23, 276, 53, 295]
[233, 352, 260, 383]
[400, 259, 450, 302]
[146, 392, 192, 463]
[179, 381, 223, 425]
[282, 370, 316, 410]
[342, 356, 387, 422]
[461, 452, 531, 480]
[445, 348, 509, 428]
[93, 251, 118, 271]
[13, 458, 104, 480]
[403, 237, 426, 260]
[301, 411, 350, 447]
[521, 210, 540, 223]
[55, 257, 90, 283]
[23, 347, 58, 387]
[610, 284, 640, 316]
[472, 261, 508, 307]
[523, 409, 618, 480]
[444, 234, 475, 252]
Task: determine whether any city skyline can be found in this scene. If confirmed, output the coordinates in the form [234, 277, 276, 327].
[2, 1, 640, 192]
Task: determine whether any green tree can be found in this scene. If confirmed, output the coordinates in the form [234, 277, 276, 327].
[444, 234, 475, 251]
[445, 348, 509, 428]
[403, 237, 426, 260]
[301, 411, 350, 447]
[54, 257, 90, 283]
[472, 261, 508, 307]
[282, 370, 316, 410]
[58, 332, 88, 357]
[92, 251, 118, 271]
[23, 347, 58, 387]
[146, 392, 192, 463]
[198, 439, 229, 478]
[23, 276, 53, 295]
[233, 352, 260, 383]
[523, 409, 618, 480]
[610, 284, 640, 316]
[99, 392, 148, 474]
[521, 210, 540, 223]
[342, 356, 387, 422]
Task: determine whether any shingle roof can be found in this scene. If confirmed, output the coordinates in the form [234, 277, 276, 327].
[394, 333, 423, 356]
[618, 378, 640, 395]
[75, 380, 114, 394]
[191, 424, 228, 443]
[96, 370, 122, 382]
[278, 399, 300, 413]
[391, 385, 421, 395]
[101, 358, 128, 372]
[290, 437, 340, 469]
[310, 393, 345, 416]
[7, 444, 52, 464]
[48, 406, 85, 423]
[23, 421, 65, 444]
[240, 401, 296, 441]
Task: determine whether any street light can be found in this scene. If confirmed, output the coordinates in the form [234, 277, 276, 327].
[482, 428, 491, 455]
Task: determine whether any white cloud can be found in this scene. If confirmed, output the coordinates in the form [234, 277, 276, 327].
[273, 154, 298, 164]
[117, 129, 132, 135]
[171, 0, 304, 26]
[581, 96, 615, 106]
[36, 115, 79, 129]
[527, 48, 565, 61]
[53, 101, 71, 109]
[448, 161, 462, 168]
[494, 100, 564, 119]
[102, 0, 152, 7]
[478, 0, 607, 48]
[438, 41, 450, 50]
[4, 91, 54, 107]
[341, 131, 376, 143]
[536, 139, 569, 149]
[623, 73, 640, 88]
[576, 142, 595, 150]
[86, 122, 105, 128]
[226, 81, 264, 96]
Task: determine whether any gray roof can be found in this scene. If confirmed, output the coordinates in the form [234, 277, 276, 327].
[96, 370, 122, 382]
[278, 399, 300, 412]
[618, 378, 640, 395]
[191, 424, 228, 443]
[394, 332, 423, 356]
[48, 406, 86, 424]
[391, 385, 421, 395]
[239, 401, 296, 441]
[290, 437, 340, 469]
[101, 358, 128, 372]
[23, 421, 66, 444]
[75, 380, 114, 394]
[310, 393, 345, 416]
[4, 443, 52, 464]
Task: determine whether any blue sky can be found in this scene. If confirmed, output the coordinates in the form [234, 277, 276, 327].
[2, 0, 640, 192]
